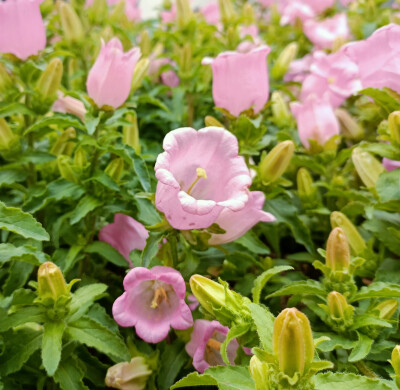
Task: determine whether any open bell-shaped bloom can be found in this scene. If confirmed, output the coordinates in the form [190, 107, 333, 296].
[203, 46, 270, 117]
[284, 54, 313, 83]
[185, 320, 239, 373]
[343, 24, 400, 93]
[87, 38, 141, 109]
[291, 95, 340, 148]
[208, 191, 275, 245]
[155, 127, 252, 230]
[278, 0, 315, 26]
[52, 92, 87, 121]
[113, 266, 193, 343]
[200, 3, 220, 25]
[300, 50, 361, 108]
[99, 214, 149, 267]
[0, 0, 46, 60]
[303, 13, 350, 50]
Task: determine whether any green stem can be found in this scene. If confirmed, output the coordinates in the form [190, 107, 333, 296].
[355, 361, 378, 378]
[186, 92, 194, 127]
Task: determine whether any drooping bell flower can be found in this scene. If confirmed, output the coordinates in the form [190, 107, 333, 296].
[382, 158, 400, 172]
[113, 266, 193, 343]
[52, 92, 87, 121]
[185, 320, 239, 373]
[300, 50, 361, 108]
[303, 13, 350, 50]
[208, 192, 275, 245]
[99, 213, 149, 267]
[155, 127, 252, 230]
[203, 46, 270, 117]
[290, 95, 340, 148]
[0, 0, 46, 60]
[87, 38, 141, 109]
[343, 24, 400, 93]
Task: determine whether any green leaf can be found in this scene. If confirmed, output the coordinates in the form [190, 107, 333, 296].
[0, 329, 42, 375]
[314, 332, 356, 352]
[348, 332, 373, 362]
[0, 102, 35, 117]
[171, 372, 217, 389]
[66, 316, 130, 362]
[0, 201, 49, 241]
[247, 302, 275, 353]
[350, 314, 392, 330]
[220, 323, 250, 365]
[266, 280, 327, 299]
[314, 372, 394, 390]
[377, 170, 400, 202]
[24, 114, 85, 135]
[0, 305, 45, 332]
[69, 283, 108, 322]
[85, 241, 128, 267]
[252, 265, 293, 303]
[359, 142, 400, 161]
[84, 171, 119, 192]
[70, 196, 102, 225]
[0, 170, 28, 187]
[54, 355, 89, 390]
[360, 87, 400, 114]
[135, 198, 162, 226]
[141, 232, 164, 268]
[0, 243, 48, 265]
[42, 321, 65, 376]
[236, 231, 271, 255]
[351, 282, 400, 301]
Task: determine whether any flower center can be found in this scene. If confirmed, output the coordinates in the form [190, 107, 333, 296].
[206, 337, 222, 351]
[186, 167, 207, 195]
[151, 286, 169, 309]
[328, 77, 336, 84]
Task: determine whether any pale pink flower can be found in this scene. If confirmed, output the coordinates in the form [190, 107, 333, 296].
[99, 214, 149, 267]
[284, 54, 314, 83]
[87, 38, 141, 109]
[125, 0, 141, 21]
[187, 294, 199, 311]
[339, 0, 354, 5]
[155, 127, 251, 230]
[258, 0, 275, 8]
[208, 191, 275, 245]
[290, 95, 340, 148]
[113, 266, 193, 343]
[382, 158, 400, 172]
[343, 24, 400, 93]
[200, 2, 220, 25]
[303, 13, 350, 50]
[279, 0, 315, 26]
[149, 57, 180, 88]
[185, 320, 239, 373]
[236, 41, 259, 54]
[52, 92, 87, 121]
[203, 46, 270, 117]
[161, 5, 176, 24]
[300, 50, 361, 108]
[0, 0, 46, 60]
[240, 25, 260, 41]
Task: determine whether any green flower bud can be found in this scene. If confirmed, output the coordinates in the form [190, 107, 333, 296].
[326, 228, 350, 272]
[249, 356, 270, 390]
[335, 108, 364, 140]
[123, 113, 141, 154]
[0, 63, 13, 94]
[374, 299, 398, 320]
[352, 147, 385, 188]
[271, 91, 291, 127]
[273, 308, 314, 378]
[74, 147, 87, 169]
[242, 3, 255, 25]
[205, 116, 224, 128]
[219, 0, 236, 24]
[139, 30, 151, 58]
[259, 141, 295, 185]
[87, 0, 108, 24]
[389, 111, 400, 144]
[271, 43, 298, 79]
[51, 128, 76, 156]
[105, 357, 152, 390]
[176, 0, 193, 27]
[297, 167, 315, 199]
[37, 58, 63, 102]
[38, 262, 68, 302]
[0, 118, 16, 151]
[57, 155, 78, 183]
[59, 2, 84, 43]
[328, 291, 349, 320]
[330, 212, 366, 256]
[179, 43, 192, 76]
[391, 345, 400, 388]
[131, 58, 150, 93]
[105, 158, 124, 183]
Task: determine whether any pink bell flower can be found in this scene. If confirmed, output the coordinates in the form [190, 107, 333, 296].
[343, 24, 400, 93]
[99, 213, 149, 267]
[203, 46, 270, 117]
[290, 95, 340, 148]
[125, 0, 141, 21]
[52, 92, 87, 121]
[278, 0, 315, 26]
[303, 13, 350, 50]
[149, 57, 180, 88]
[284, 54, 314, 83]
[383, 158, 400, 172]
[185, 320, 239, 373]
[86, 38, 141, 109]
[161, 4, 177, 24]
[208, 191, 275, 245]
[200, 3, 220, 25]
[258, 0, 275, 8]
[155, 127, 252, 230]
[0, 0, 46, 60]
[113, 266, 193, 343]
[300, 50, 361, 108]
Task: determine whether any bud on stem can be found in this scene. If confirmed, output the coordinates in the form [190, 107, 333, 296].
[176, 0, 193, 27]
[123, 113, 141, 154]
[37, 59, 63, 102]
[389, 111, 400, 144]
[249, 356, 270, 390]
[219, 0, 236, 24]
[105, 158, 124, 183]
[0, 63, 13, 94]
[59, 2, 84, 44]
[131, 58, 150, 93]
[271, 91, 291, 127]
[374, 299, 398, 320]
[271, 43, 298, 79]
[0, 118, 16, 150]
[38, 262, 68, 302]
[352, 147, 385, 188]
[326, 228, 351, 272]
[335, 109, 364, 140]
[328, 291, 349, 320]
[297, 168, 315, 199]
[391, 346, 400, 388]
[58, 155, 78, 183]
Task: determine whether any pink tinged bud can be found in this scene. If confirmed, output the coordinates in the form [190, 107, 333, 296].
[113, 266, 193, 343]
[52, 92, 87, 121]
[0, 0, 46, 60]
[154, 127, 252, 230]
[290, 96, 340, 149]
[303, 13, 350, 50]
[87, 38, 141, 109]
[207, 191, 275, 245]
[383, 158, 400, 172]
[326, 227, 350, 272]
[185, 320, 239, 373]
[205, 46, 270, 117]
[99, 213, 149, 267]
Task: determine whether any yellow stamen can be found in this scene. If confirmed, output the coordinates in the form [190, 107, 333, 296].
[151, 287, 168, 309]
[206, 338, 222, 351]
[328, 77, 335, 84]
[186, 167, 207, 195]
